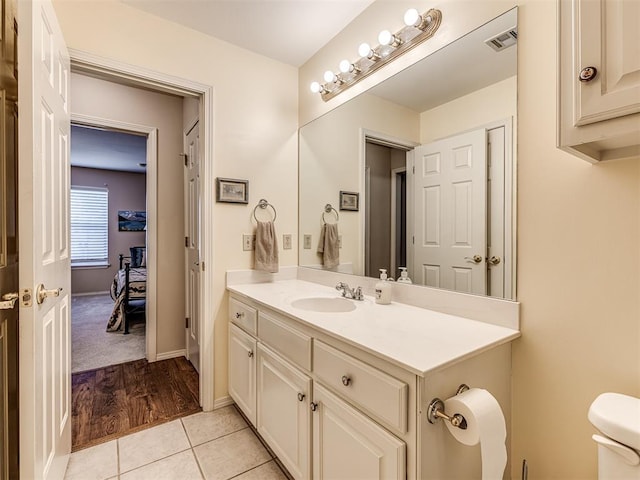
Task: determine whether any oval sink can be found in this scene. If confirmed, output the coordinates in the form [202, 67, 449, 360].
[290, 296, 356, 313]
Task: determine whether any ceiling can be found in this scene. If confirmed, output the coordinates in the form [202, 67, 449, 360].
[71, 125, 147, 173]
[120, 0, 375, 67]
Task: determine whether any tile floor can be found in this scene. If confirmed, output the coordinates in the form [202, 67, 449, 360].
[64, 406, 288, 480]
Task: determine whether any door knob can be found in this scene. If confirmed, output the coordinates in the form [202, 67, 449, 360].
[35, 284, 62, 305]
[464, 255, 483, 264]
[488, 256, 501, 266]
[0, 292, 19, 310]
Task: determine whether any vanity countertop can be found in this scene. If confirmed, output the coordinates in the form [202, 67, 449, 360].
[227, 279, 520, 377]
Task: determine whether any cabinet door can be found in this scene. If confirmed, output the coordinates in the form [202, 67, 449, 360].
[573, 0, 640, 126]
[312, 384, 406, 480]
[257, 344, 311, 480]
[228, 323, 257, 424]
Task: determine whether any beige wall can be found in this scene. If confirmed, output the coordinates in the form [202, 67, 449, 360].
[53, 0, 299, 400]
[70, 167, 146, 294]
[70, 73, 185, 355]
[300, 1, 640, 479]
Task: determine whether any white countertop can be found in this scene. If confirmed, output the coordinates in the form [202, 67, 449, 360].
[227, 279, 520, 377]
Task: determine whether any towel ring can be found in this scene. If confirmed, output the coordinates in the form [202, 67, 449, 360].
[322, 204, 339, 224]
[253, 198, 277, 222]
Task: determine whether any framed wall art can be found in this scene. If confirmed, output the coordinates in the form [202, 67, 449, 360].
[216, 178, 249, 204]
[339, 191, 359, 211]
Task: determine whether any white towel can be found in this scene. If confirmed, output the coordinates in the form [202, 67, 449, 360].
[317, 223, 339, 268]
[255, 221, 279, 273]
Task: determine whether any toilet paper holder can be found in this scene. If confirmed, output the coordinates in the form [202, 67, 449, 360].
[427, 384, 469, 430]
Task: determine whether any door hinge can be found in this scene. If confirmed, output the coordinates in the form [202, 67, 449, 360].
[185, 236, 189, 247]
[201, 261, 205, 271]
[180, 153, 188, 166]
[412, 235, 415, 245]
[412, 165, 415, 174]
[185, 317, 190, 329]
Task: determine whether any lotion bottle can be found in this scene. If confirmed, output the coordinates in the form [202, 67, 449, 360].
[397, 267, 413, 284]
[375, 269, 392, 305]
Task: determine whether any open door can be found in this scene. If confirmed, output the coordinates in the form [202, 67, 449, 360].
[18, 0, 72, 478]
[412, 128, 487, 294]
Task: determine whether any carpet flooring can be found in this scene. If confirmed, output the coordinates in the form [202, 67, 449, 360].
[72, 357, 200, 451]
[71, 293, 145, 373]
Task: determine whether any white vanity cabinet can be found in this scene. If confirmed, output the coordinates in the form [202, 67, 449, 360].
[558, 0, 640, 162]
[228, 323, 257, 425]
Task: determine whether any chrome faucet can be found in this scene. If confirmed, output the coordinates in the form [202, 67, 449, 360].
[335, 282, 364, 301]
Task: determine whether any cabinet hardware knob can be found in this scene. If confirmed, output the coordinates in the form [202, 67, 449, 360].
[579, 66, 597, 82]
[341, 375, 351, 386]
[235, 312, 245, 319]
[247, 350, 254, 358]
[297, 392, 305, 402]
[310, 402, 318, 412]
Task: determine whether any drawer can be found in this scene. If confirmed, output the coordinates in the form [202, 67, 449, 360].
[313, 340, 408, 433]
[258, 312, 312, 371]
[229, 297, 257, 335]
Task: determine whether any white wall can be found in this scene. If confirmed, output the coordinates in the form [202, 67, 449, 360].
[299, 1, 640, 478]
[53, 0, 299, 402]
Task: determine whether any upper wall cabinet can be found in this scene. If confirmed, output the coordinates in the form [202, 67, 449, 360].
[558, 0, 640, 163]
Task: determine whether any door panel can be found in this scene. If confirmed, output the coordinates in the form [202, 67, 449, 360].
[18, 0, 71, 478]
[185, 122, 200, 373]
[413, 129, 487, 295]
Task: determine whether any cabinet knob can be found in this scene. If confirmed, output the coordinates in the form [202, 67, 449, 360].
[247, 350, 254, 358]
[310, 402, 318, 412]
[341, 375, 352, 387]
[235, 312, 245, 319]
[297, 392, 306, 402]
[579, 66, 597, 82]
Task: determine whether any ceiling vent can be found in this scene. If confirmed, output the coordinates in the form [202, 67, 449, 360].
[485, 27, 517, 52]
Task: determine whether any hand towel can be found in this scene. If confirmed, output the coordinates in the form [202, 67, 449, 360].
[317, 223, 339, 268]
[255, 220, 279, 273]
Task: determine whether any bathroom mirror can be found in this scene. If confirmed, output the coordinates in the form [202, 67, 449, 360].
[299, 8, 517, 300]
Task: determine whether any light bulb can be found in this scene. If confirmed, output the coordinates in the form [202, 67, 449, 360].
[324, 70, 336, 83]
[310, 81, 321, 94]
[358, 42, 372, 58]
[403, 8, 420, 27]
[378, 30, 392, 45]
[339, 60, 351, 73]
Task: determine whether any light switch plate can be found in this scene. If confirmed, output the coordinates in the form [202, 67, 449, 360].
[283, 234, 292, 250]
[242, 234, 255, 251]
[303, 234, 312, 249]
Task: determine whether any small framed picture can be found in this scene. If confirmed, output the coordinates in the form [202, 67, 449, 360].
[216, 178, 249, 204]
[339, 191, 359, 211]
[118, 210, 146, 231]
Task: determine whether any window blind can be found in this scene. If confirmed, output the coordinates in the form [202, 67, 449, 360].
[70, 186, 109, 265]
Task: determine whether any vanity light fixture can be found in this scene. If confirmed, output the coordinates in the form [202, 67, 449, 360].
[309, 7, 442, 102]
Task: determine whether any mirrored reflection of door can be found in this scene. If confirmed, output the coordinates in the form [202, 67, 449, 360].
[0, 0, 19, 476]
[185, 121, 201, 373]
[412, 129, 488, 294]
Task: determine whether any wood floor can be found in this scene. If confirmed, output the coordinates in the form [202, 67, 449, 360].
[72, 357, 200, 451]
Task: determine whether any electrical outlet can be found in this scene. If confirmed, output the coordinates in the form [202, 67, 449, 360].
[303, 234, 312, 249]
[242, 234, 255, 251]
[283, 234, 292, 250]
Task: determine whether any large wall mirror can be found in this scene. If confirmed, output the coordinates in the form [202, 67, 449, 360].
[299, 8, 517, 300]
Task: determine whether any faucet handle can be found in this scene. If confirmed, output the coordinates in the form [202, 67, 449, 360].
[354, 286, 363, 300]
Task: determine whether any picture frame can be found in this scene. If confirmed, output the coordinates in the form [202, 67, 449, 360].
[118, 210, 146, 231]
[216, 178, 249, 204]
[339, 191, 359, 211]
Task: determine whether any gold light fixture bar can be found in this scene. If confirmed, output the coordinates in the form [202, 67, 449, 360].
[316, 8, 442, 102]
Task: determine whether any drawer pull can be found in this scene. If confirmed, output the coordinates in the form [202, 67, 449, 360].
[247, 350, 254, 358]
[297, 392, 306, 402]
[235, 312, 245, 319]
[341, 375, 352, 387]
[310, 402, 318, 412]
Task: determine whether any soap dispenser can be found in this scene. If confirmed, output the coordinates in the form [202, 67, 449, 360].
[375, 269, 392, 305]
[397, 267, 413, 284]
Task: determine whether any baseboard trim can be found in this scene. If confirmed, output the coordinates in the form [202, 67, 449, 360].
[155, 349, 186, 361]
[213, 396, 234, 410]
[72, 291, 110, 297]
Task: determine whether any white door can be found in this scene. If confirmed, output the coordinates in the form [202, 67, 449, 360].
[184, 121, 200, 372]
[574, 0, 640, 126]
[412, 129, 487, 294]
[228, 324, 257, 425]
[18, 0, 71, 478]
[487, 126, 506, 298]
[257, 344, 311, 480]
[312, 383, 405, 480]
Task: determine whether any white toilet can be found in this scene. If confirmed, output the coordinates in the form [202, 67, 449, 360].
[588, 393, 640, 479]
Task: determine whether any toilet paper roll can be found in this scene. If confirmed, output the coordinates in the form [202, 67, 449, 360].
[444, 388, 507, 480]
